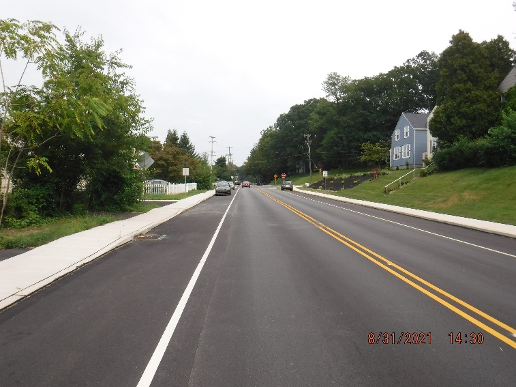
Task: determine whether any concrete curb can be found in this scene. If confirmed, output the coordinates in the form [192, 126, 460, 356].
[0, 190, 214, 310]
[293, 187, 516, 239]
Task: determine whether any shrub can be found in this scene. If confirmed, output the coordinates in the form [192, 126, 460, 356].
[2, 186, 56, 228]
[434, 109, 516, 171]
[433, 138, 483, 170]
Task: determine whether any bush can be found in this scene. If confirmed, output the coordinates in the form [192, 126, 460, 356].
[88, 169, 143, 211]
[480, 110, 516, 167]
[433, 138, 483, 170]
[192, 163, 214, 190]
[1, 186, 60, 228]
[434, 109, 516, 171]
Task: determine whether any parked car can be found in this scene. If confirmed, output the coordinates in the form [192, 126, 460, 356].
[281, 180, 293, 191]
[215, 181, 232, 195]
[228, 181, 235, 190]
[242, 181, 251, 188]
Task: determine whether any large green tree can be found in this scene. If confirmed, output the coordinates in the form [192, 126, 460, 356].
[430, 31, 514, 145]
[0, 19, 61, 223]
[9, 28, 151, 215]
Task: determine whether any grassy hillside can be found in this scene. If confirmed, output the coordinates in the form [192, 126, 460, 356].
[293, 166, 516, 226]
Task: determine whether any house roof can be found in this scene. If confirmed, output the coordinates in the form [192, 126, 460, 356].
[499, 66, 516, 94]
[403, 112, 429, 129]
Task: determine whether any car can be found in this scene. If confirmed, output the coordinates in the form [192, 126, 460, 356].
[228, 181, 236, 190]
[215, 180, 231, 195]
[281, 180, 293, 191]
[241, 181, 251, 188]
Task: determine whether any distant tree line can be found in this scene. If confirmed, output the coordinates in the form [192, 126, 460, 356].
[244, 30, 516, 182]
[146, 128, 213, 190]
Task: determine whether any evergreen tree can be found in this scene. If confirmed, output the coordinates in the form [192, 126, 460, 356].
[165, 129, 179, 146]
[178, 131, 196, 155]
[430, 31, 508, 145]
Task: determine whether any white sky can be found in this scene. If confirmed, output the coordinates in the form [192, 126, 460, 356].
[4, 0, 516, 165]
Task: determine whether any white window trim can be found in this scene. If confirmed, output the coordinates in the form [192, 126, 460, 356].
[403, 125, 410, 139]
[402, 144, 411, 159]
[394, 129, 400, 141]
[393, 146, 401, 160]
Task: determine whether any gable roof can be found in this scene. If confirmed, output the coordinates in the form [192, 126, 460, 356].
[499, 66, 516, 94]
[403, 112, 429, 129]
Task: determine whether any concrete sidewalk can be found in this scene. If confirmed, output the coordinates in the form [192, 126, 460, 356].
[1, 187, 515, 312]
[0, 191, 215, 311]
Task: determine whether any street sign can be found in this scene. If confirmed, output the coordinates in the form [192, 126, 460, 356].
[274, 174, 278, 179]
[323, 170, 328, 177]
[183, 168, 189, 176]
[137, 151, 154, 169]
[281, 173, 286, 179]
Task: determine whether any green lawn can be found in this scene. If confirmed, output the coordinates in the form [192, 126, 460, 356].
[295, 166, 516, 226]
[0, 214, 119, 249]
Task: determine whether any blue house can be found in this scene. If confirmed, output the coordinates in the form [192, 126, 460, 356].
[390, 112, 436, 169]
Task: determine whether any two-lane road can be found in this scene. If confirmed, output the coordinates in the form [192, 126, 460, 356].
[1, 186, 515, 386]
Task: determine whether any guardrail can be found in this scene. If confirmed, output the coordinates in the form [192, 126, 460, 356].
[144, 182, 197, 195]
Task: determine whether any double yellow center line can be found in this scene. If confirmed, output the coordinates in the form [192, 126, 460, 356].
[258, 188, 516, 350]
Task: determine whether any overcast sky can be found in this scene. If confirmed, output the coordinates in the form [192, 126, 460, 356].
[4, 1, 516, 165]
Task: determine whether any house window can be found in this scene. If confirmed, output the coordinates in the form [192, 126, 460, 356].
[403, 125, 410, 138]
[394, 129, 400, 141]
[402, 144, 411, 159]
[393, 146, 401, 160]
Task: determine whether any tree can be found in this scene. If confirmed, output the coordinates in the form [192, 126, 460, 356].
[243, 126, 278, 182]
[481, 35, 516, 85]
[213, 156, 231, 180]
[165, 129, 179, 145]
[402, 50, 439, 112]
[322, 72, 351, 103]
[274, 98, 322, 174]
[0, 19, 60, 224]
[359, 141, 390, 167]
[178, 131, 196, 155]
[8, 28, 152, 215]
[430, 31, 508, 145]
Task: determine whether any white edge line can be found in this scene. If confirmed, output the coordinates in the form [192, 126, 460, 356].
[136, 191, 238, 387]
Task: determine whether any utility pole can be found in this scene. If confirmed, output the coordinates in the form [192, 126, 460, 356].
[227, 146, 235, 181]
[304, 134, 312, 186]
[227, 146, 232, 165]
[209, 136, 216, 172]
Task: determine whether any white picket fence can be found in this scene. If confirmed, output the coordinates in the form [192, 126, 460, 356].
[144, 182, 197, 196]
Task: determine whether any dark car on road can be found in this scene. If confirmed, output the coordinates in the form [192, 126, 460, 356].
[281, 180, 293, 191]
[215, 181, 231, 195]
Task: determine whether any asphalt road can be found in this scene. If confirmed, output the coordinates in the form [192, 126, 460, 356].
[1, 186, 515, 386]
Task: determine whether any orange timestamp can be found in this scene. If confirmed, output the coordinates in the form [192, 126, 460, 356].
[449, 332, 485, 344]
[368, 332, 432, 345]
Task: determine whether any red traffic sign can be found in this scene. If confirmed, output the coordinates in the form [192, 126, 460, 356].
[281, 173, 286, 179]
